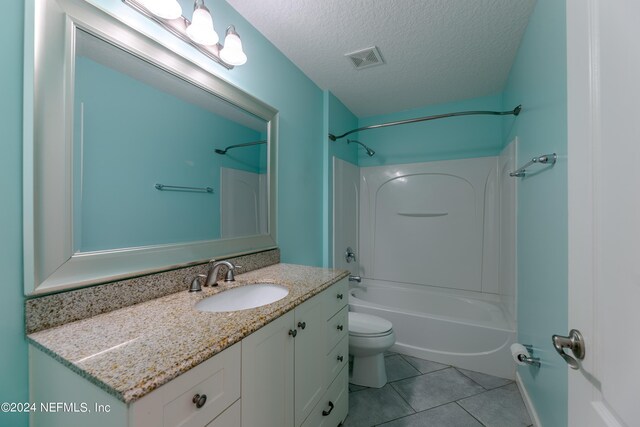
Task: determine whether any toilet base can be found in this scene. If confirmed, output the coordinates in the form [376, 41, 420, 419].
[350, 353, 387, 388]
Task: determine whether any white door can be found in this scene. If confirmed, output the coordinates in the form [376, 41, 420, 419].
[567, 0, 640, 426]
[220, 167, 266, 238]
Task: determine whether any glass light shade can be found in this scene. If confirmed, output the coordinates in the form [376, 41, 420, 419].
[186, 6, 219, 45]
[220, 32, 247, 66]
[139, 0, 182, 20]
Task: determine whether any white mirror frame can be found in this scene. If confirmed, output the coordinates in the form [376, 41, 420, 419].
[23, 0, 278, 295]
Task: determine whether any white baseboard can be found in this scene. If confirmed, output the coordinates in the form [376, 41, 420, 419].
[516, 371, 542, 427]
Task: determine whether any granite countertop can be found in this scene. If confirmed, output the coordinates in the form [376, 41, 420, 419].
[27, 263, 349, 403]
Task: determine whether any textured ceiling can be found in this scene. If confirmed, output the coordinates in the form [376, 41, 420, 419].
[226, 0, 536, 117]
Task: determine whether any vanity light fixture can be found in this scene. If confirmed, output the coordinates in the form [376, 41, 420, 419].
[186, 0, 219, 45]
[220, 26, 247, 66]
[137, 0, 182, 20]
[122, 0, 247, 70]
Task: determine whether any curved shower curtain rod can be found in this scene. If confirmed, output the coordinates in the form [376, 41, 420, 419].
[328, 105, 522, 141]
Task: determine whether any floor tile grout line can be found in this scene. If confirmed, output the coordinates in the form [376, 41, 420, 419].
[386, 370, 423, 383]
[385, 354, 422, 380]
[387, 370, 490, 414]
[386, 366, 489, 412]
[348, 386, 372, 395]
[453, 367, 491, 391]
[399, 353, 451, 375]
[389, 365, 456, 385]
[351, 359, 452, 395]
[453, 366, 514, 391]
[454, 400, 488, 427]
[452, 387, 492, 404]
[372, 400, 475, 427]
[493, 381, 519, 392]
[348, 354, 526, 427]
[388, 380, 419, 414]
[349, 363, 451, 395]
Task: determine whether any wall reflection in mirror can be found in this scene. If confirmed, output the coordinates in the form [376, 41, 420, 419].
[73, 30, 267, 254]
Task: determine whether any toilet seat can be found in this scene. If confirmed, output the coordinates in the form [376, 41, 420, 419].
[349, 312, 393, 337]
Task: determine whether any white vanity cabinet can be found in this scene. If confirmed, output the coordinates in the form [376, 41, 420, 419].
[242, 277, 349, 427]
[241, 310, 295, 427]
[128, 343, 241, 427]
[29, 277, 349, 427]
[30, 342, 242, 427]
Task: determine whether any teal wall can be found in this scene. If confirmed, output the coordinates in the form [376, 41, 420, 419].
[323, 91, 358, 266]
[356, 93, 505, 167]
[0, 1, 28, 426]
[2, 2, 567, 425]
[178, 0, 325, 266]
[1, 1, 326, 425]
[74, 56, 263, 251]
[87, 0, 325, 265]
[502, 0, 568, 425]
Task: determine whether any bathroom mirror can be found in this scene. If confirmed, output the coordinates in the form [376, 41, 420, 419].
[24, 0, 278, 295]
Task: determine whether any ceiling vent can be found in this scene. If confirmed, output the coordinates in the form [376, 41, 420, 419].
[345, 46, 385, 70]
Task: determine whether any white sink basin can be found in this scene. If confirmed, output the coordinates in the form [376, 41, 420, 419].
[194, 283, 289, 313]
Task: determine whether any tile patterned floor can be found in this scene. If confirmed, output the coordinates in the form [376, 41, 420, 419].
[344, 353, 532, 427]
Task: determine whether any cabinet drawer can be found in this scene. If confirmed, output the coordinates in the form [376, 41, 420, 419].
[131, 343, 241, 427]
[324, 278, 348, 319]
[206, 399, 241, 427]
[301, 367, 348, 427]
[326, 306, 348, 352]
[325, 336, 348, 388]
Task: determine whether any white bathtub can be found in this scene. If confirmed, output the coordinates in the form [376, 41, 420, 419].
[349, 280, 516, 379]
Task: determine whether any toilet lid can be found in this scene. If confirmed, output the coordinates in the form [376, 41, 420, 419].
[349, 312, 393, 336]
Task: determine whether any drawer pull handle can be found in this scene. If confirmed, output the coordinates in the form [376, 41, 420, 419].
[337, 293, 344, 300]
[289, 329, 297, 338]
[322, 401, 335, 416]
[192, 394, 207, 409]
[336, 324, 344, 331]
[297, 321, 306, 330]
[337, 355, 344, 362]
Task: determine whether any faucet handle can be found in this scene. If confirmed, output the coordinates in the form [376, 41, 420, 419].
[224, 265, 241, 282]
[189, 274, 206, 292]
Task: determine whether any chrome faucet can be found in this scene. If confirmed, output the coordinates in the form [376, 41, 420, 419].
[349, 275, 362, 283]
[204, 260, 240, 287]
[189, 274, 206, 292]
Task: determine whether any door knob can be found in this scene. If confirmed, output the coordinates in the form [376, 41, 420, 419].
[552, 329, 585, 370]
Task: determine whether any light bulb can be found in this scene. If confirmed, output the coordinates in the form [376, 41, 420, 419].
[138, 0, 182, 20]
[220, 26, 247, 66]
[186, 2, 219, 45]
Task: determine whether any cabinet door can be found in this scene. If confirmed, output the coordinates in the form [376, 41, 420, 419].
[206, 399, 241, 427]
[242, 311, 295, 427]
[294, 294, 328, 426]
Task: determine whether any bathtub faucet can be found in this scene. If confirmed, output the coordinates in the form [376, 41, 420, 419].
[349, 275, 362, 283]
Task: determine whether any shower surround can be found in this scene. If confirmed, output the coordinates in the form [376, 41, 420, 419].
[336, 141, 517, 379]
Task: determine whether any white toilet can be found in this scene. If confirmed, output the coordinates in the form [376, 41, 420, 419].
[348, 312, 396, 388]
